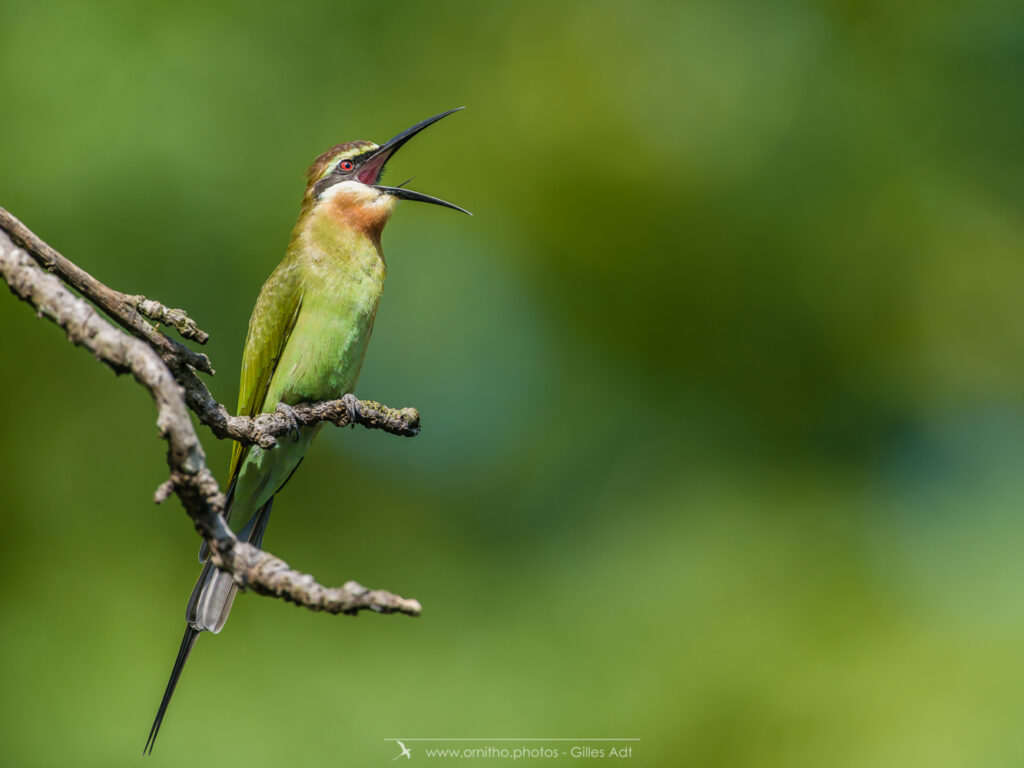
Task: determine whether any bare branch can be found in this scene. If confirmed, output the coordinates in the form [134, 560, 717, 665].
[0, 231, 226, 532]
[0, 206, 214, 374]
[0, 226, 420, 618]
[185, 385, 420, 451]
[221, 544, 422, 616]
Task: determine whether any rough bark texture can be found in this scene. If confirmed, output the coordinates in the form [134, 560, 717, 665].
[0, 209, 421, 618]
[0, 207, 214, 374]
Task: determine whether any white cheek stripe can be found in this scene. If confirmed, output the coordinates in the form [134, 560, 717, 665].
[318, 179, 376, 202]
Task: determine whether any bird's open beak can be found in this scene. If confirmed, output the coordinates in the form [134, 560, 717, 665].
[359, 108, 472, 215]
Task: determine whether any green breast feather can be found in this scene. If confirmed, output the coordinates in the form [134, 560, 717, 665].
[228, 215, 386, 484]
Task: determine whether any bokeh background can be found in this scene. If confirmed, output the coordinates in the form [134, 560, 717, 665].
[2, 0, 1024, 765]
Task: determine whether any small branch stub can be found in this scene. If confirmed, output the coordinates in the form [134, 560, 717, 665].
[133, 296, 210, 344]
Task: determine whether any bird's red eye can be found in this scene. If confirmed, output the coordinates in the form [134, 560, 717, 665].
[339, 159, 355, 172]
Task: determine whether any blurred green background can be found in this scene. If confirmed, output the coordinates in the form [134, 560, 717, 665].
[2, 0, 1024, 765]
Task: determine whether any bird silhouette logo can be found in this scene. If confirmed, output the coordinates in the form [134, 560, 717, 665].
[393, 740, 413, 760]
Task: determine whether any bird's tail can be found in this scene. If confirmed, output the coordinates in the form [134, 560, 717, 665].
[188, 496, 273, 632]
[144, 625, 198, 755]
[143, 498, 273, 754]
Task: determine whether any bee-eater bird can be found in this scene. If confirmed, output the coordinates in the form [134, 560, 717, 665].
[144, 108, 469, 754]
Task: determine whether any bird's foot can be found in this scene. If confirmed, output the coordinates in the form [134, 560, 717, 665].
[275, 403, 301, 440]
[341, 393, 360, 429]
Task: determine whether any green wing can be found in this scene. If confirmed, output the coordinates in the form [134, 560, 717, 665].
[228, 260, 303, 483]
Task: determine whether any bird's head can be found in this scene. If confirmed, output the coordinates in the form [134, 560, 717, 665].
[303, 108, 470, 239]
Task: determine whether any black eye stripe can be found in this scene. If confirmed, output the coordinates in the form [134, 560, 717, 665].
[312, 152, 367, 198]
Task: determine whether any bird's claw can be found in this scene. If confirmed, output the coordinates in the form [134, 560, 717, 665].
[341, 393, 360, 429]
[275, 402, 301, 440]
